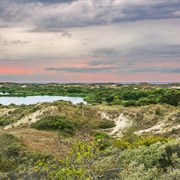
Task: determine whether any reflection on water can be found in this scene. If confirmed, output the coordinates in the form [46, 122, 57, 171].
[0, 96, 86, 105]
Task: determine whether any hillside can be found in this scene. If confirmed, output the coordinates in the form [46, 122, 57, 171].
[0, 84, 180, 179]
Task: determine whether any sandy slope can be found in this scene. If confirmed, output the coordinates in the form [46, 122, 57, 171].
[4, 106, 56, 130]
[101, 112, 132, 137]
[100, 106, 180, 138]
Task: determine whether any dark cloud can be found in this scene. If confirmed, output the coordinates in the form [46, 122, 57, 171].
[36, 0, 76, 4]
[133, 45, 180, 56]
[45, 65, 180, 75]
[117, 1, 180, 22]
[90, 48, 120, 58]
[1, 0, 180, 29]
[161, 67, 180, 74]
[3, 0, 77, 4]
[124, 44, 180, 65]
[85, 44, 180, 71]
[88, 60, 117, 66]
[119, 67, 180, 74]
[45, 66, 119, 73]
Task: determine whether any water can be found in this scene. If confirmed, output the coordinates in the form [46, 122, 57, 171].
[0, 96, 86, 106]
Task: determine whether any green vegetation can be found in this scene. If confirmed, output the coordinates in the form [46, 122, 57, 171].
[0, 134, 21, 172]
[0, 83, 179, 179]
[98, 119, 116, 129]
[113, 134, 171, 150]
[0, 130, 179, 179]
[0, 82, 179, 106]
[31, 115, 76, 136]
[0, 133, 52, 179]
[34, 137, 180, 180]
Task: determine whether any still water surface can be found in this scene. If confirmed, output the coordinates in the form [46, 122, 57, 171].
[0, 96, 86, 105]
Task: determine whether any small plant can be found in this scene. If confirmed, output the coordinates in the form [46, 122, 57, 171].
[98, 119, 115, 129]
[0, 158, 18, 172]
[0, 133, 22, 172]
[94, 132, 109, 140]
[155, 107, 162, 115]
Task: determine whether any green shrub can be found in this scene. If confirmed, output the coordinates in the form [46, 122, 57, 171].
[113, 135, 171, 150]
[0, 158, 18, 172]
[0, 134, 21, 158]
[0, 117, 13, 126]
[35, 140, 118, 180]
[31, 115, 76, 136]
[0, 134, 22, 172]
[155, 107, 162, 115]
[94, 132, 109, 140]
[94, 132, 110, 150]
[98, 120, 115, 129]
[119, 140, 180, 171]
[29, 106, 41, 113]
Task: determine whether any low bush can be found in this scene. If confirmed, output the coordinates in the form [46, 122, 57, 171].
[119, 139, 180, 173]
[0, 117, 13, 126]
[94, 132, 109, 140]
[98, 120, 115, 129]
[94, 132, 110, 150]
[0, 134, 21, 158]
[0, 133, 22, 172]
[113, 135, 171, 150]
[0, 158, 18, 172]
[31, 115, 76, 136]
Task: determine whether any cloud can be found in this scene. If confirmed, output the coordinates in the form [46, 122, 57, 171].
[0, 0, 180, 30]
[119, 44, 180, 65]
[44, 65, 180, 77]
[124, 67, 180, 74]
[15, 0, 77, 4]
[90, 48, 120, 58]
[37, 0, 76, 3]
[119, 0, 180, 22]
[0, 40, 30, 46]
[45, 66, 119, 73]
[88, 60, 117, 66]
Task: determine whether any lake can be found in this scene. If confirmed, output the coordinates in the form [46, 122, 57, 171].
[0, 96, 86, 105]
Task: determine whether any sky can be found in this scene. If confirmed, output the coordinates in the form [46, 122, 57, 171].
[0, 0, 180, 83]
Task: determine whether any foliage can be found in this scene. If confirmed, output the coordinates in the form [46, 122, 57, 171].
[93, 132, 110, 150]
[0, 134, 21, 158]
[160, 90, 180, 106]
[0, 132, 179, 179]
[34, 138, 180, 180]
[113, 135, 171, 150]
[98, 119, 115, 129]
[0, 133, 21, 172]
[155, 106, 162, 115]
[0, 83, 180, 179]
[0, 158, 18, 173]
[31, 115, 76, 136]
[119, 139, 180, 178]
[35, 139, 119, 180]
[94, 132, 109, 140]
[0, 83, 179, 106]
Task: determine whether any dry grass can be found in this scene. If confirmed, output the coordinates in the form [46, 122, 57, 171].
[0, 127, 63, 157]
